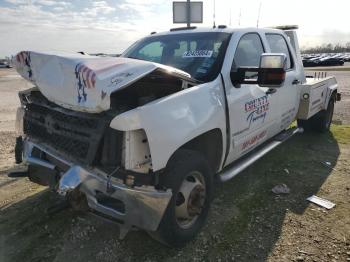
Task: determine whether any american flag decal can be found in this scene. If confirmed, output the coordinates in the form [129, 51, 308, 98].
[16, 51, 27, 64]
[74, 62, 124, 103]
[16, 51, 33, 79]
[75, 64, 96, 89]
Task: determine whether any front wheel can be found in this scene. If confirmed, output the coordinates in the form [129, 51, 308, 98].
[150, 149, 213, 247]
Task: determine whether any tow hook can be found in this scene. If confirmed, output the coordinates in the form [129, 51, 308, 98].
[106, 174, 114, 194]
[106, 167, 120, 194]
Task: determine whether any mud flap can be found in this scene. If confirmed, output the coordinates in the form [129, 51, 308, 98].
[15, 136, 23, 164]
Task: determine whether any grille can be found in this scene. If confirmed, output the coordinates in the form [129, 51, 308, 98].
[23, 103, 108, 164]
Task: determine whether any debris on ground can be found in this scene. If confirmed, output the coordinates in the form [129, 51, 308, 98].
[284, 168, 290, 174]
[271, 184, 290, 194]
[307, 195, 336, 209]
[321, 161, 338, 171]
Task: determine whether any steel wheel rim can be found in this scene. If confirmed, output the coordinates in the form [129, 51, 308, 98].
[175, 171, 206, 229]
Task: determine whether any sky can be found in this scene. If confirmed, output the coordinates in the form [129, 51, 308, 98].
[1, 0, 350, 56]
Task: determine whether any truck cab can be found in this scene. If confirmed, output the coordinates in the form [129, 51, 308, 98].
[14, 26, 339, 247]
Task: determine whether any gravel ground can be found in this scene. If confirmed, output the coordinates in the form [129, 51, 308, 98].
[0, 68, 31, 132]
[327, 71, 350, 124]
[0, 67, 350, 262]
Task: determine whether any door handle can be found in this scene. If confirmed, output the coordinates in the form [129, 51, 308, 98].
[265, 88, 277, 95]
[292, 79, 301, 85]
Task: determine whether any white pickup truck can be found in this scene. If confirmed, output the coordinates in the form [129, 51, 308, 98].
[13, 26, 340, 246]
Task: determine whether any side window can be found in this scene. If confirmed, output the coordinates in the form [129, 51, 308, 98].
[266, 34, 293, 69]
[233, 33, 264, 69]
[137, 41, 163, 63]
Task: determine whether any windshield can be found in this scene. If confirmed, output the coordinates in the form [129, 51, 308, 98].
[122, 32, 231, 82]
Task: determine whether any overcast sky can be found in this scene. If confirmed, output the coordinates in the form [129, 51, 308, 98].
[1, 0, 350, 56]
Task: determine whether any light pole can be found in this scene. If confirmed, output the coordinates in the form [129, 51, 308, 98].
[186, 0, 191, 27]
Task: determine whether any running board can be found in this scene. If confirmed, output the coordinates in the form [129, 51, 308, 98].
[219, 127, 303, 182]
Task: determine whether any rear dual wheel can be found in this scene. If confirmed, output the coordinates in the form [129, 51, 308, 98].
[298, 95, 335, 133]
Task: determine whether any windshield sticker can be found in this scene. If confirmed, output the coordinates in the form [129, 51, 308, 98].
[183, 50, 213, 58]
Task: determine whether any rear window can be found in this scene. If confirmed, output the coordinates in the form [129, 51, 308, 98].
[266, 34, 294, 69]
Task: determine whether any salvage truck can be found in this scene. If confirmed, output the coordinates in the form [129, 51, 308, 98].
[13, 26, 340, 246]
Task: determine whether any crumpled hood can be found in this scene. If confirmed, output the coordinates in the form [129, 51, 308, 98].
[14, 51, 192, 113]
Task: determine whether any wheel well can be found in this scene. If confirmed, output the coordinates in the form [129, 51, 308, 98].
[178, 129, 223, 173]
[327, 89, 337, 108]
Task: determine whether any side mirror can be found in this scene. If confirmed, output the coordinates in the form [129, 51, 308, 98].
[258, 53, 287, 88]
[230, 53, 287, 88]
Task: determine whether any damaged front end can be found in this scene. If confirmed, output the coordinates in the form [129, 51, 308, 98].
[16, 88, 173, 236]
[22, 139, 171, 236]
[13, 52, 200, 236]
[13, 51, 198, 113]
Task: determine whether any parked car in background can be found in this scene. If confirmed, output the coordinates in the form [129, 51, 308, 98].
[302, 53, 347, 67]
[0, 60, 11, 68]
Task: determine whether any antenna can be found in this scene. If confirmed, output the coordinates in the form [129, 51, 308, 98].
[229, 7, 232, 26]
[256, 1, 262, 28]
[238, 8, 241, 26]
[213, 0, 216, 28]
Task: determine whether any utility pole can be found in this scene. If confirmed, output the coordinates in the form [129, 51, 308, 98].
[186, 0, 191, 27]
[213, 0, 216, 28]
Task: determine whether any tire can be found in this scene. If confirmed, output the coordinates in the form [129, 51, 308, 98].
[298, 95, 335, 133]
[150, 149, 213, 247]
[297, 118, 312, 132]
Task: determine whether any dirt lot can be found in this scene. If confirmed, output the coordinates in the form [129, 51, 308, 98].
[0, 68, 350, 262]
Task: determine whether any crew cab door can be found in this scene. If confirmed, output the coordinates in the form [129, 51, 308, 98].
[264, 33, 302, 130]
[222, 33, 280, 165]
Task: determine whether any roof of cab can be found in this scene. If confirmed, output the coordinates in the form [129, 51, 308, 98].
[149, 26, 284, 37]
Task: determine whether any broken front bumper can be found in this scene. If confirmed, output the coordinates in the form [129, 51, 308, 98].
[23, 138, 172, 233]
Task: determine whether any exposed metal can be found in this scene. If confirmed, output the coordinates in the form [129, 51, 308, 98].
[23, 138, 172, 234]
